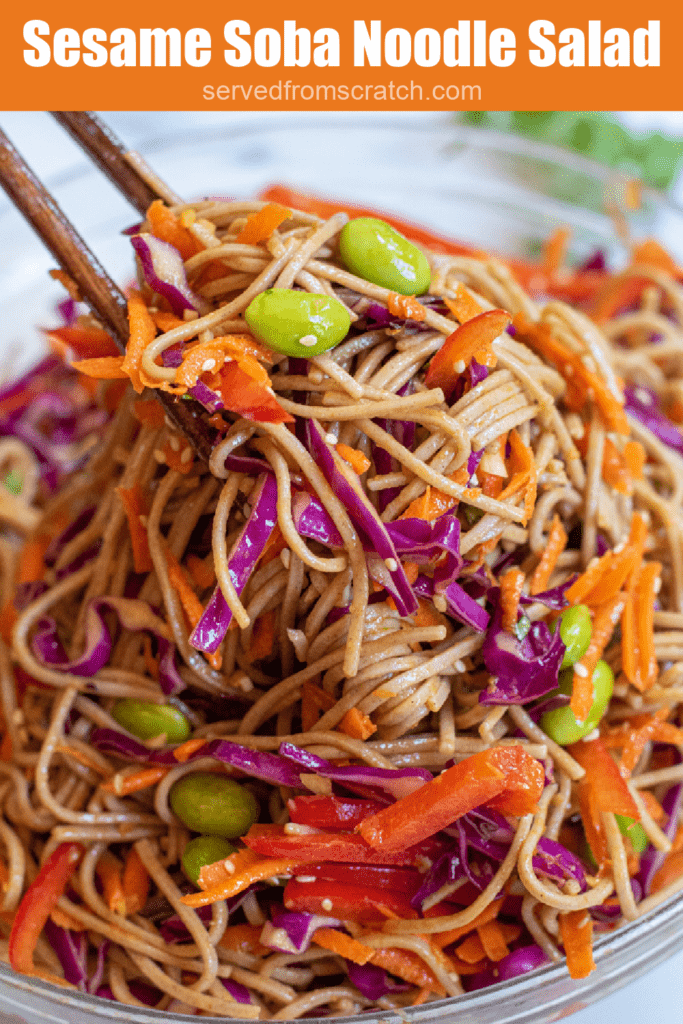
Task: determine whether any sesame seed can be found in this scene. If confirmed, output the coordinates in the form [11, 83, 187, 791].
[180, 447, 193, 464]
[139, 514, 148, 528]
[295, 876, 316, 883]
[201, 358, 216, 372]
[299, 334, 318, 348]
[574, 662, 589, 678]
[454, 659, 466, 673]
[454, 360, 466, 374]
[153, 449, 166, 464]
[321, 898, 333, 912]
[654, 577, 662, 593]
[433, 595, 448, 613]
[384, 557, 398, 572]
[169, 436, 181, 452]
[583, 728, 600, 742]
[280, 549, 291, 569]
[325, 433, 337, 445]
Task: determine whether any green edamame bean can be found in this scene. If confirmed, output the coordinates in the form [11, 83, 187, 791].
[170, 772, 258, 838]
[244, 290, 351, 357]
[111, 699, 190, 744]
[540, 659, 614, 746]
[615, 815, 649, 855]
[338, 218, 432, 296]
[182, 835, 236, 886]
[554, 604, 593, 669]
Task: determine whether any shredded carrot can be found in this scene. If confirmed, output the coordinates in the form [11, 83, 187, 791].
[402, 561, 420, 585]
[49, 906, 86, 932]
[631, 237, 681, 277]
[338, 707, 377, 740]
[558, 911, 595, 979]
[164, 547, 221, 670]
[566, 512, 646, 608]
[530, 515, 567, 595]
[173, 737, 208, 763]
[162, 437, 195, 476]
[100, 766, 169, 796]
[479, 471, 504, 498]
[17, 537, 47, 584]
[218, 923, 270, 956]
[54, 743, 108, 775]
[248, 609, 277, 662]
[518, 316, 629, 435]
[184, 857, 308, 907]
[186, 553, 215, 590]
[335, 443, 371, 475]
[640, 790, 666, 824]
[115, 483, 152, 573]
[411, 598, 445, 629]
[300, 681, 336, 733]
[444, 285, 483, 324]
[122, 847, 150, 916]
[313, 928, 374, 965]
[176, 336, 270, 392]
[498, 429, 537, 524]
[151, 310, 185, 333]
[542, 227, 571, 276]
[133, 398, 166, 428]
[400, 466, 470, 521]
[95, 853, 126, 916]
[146, 200, 202, 260]
[476, 919, 510, 962]
[499, 568, 525, 632]
[368, 948, 446, 996]
[454, 932, 486, 964]
[199, 848, 261, 891]
[622, 440, 646, 480]
[386, 292, 427, 322]
[141, 635, 159, 680]
[235, 203, 292, 245]
[121, 292, 158, 394]
[411, 986, 432, 1006]
[258, 524, 287, 568]
[571, 595, 623, 722]
[70, 355, 127, 379]
[427, 898, 503, 948]
[621, 561, 660, 692]
[602, 708, 683, 777]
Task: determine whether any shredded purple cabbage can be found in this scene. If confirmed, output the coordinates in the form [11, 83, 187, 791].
[346, 960, 410, 999]
[637, 747, 683, 895]
[624, 385, 683, 456]
[279, 741, 430, 800]
[132, 234, 207, 318]
[261, 905, 341, 954]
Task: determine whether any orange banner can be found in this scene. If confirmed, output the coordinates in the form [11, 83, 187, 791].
[2, 1, 679, 110]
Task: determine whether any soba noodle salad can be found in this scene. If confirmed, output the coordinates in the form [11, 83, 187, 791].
[1, 186, 683, 1018]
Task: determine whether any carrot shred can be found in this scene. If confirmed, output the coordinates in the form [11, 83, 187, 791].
[115, 483, 152, 573]
[100, 766, 169, 796]
[199, 848, 261, 891]
[558, 911, 595, 979]
[518, 316, 629, 435]
[146, 200, 202, 260]
[387, 293, 427, 322]
[186, 553, 215, 590]
[566, 512, 647, 608]
[542, 227, 571, 277]
[184, 856, 308, 906]
[498, 430, 537, 525]
[411, 598, 445, 629]
[172, 738, 208, 763]
[338, 707, 377, 741]
[368, 947, 446, 996]
[571, 595, 623, 722]
[622, 440, 646, 480]
[95, 852, 126, 916]
[176, 336, 270, 391]
[162, 437, 195, 476]
[218, 923, 270, 956]
[49, 905, 87, 932]
[133, 398, 166, 428]
[476, 919, 510, 962]
[335, 443, 371, 475]
[444, 286, 483, 324]
[300, 681, 336, 733]
[235, 203, 292, 246]
[164, 547, 221, 670]
[428, 899, 503, 948]
[122, 847, 150, 916]
[454, 932, 486, 964]
[17, 537, 50, 584]
[530, 514, 567, 595]
[248, 609, 277, 662]
[631, 237, 681, 276]
[70, 356, 127, 379]
[151, 310, 185, 333]
[479, 471, 504, 498]
[313, 927, 374, 965]
[121, 292, 158, 394]
[622, 561, 660, 692]
[499, 568, 525, 631]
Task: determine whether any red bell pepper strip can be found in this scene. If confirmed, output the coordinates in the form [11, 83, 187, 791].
[424, 310, 512, 396]
[303, 861, 423, 897]
[217, 361, 294, 424]
[567, 738, 640, 820]
[287, 795, 388, 830]
[44, 325, 120, 359]
[484, 746, 546, 817]
[358, 747, 544, 854]
[9, 842, 85, 975]
[242, 823, 430, 865]
[358, 749, 506, 854]
[283, 878, 418, 924]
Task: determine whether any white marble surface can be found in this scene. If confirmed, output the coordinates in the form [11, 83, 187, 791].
[0, 109, 682, 1024]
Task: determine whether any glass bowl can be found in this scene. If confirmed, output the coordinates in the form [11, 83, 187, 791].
[1, 114, 682, 1024]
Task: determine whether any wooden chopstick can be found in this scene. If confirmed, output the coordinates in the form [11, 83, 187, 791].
[51, 111, 180, 216]
[0, 127, 213, 462]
